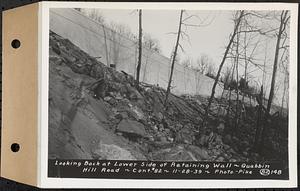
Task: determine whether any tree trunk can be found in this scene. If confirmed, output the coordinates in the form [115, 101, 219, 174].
[164, 10, 184, 106]
[136, 9, 143, 87]
[234, 24, 240, 130]
[242, 28, 248, 103]
[280, 70, 288, 116]
[253, 85, 264, 152]
[262, 41, 268, 106]
[261, 10, 289, 155]
[202, 10, 244, 130]
[266, 10, 288, 113]
[226, 60, 236, 128]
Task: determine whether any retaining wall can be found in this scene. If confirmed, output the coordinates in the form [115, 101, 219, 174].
[49, 8, 223, 97]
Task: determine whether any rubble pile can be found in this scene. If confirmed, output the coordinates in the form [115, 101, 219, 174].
[49, 31, 288, 163]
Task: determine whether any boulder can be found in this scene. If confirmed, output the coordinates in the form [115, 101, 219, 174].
[117, 119, 147, 138]
[92, 142, 136, 160]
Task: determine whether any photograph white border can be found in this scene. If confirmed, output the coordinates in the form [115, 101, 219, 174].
[38, 1, 298, 188]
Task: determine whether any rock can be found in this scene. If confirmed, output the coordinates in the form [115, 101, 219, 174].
[128, 104, 145, 121]
[229, 158, 237, 162]
[167, 137, 174, 143]
[223, 153, 229, 159]
[104, 96, 117, 105]
[104, 96, 112, 102]
[152, 125, 158, 131]
[187, 145, 210, 160]
[216, 156, 225, 162]
[242, 151, 248, 156]
[117, 119, 147, 138]
[92, 142, 136, 160]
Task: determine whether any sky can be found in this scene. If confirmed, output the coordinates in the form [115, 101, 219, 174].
[85, 9, 233, 65]
[82, 8, 289, 106]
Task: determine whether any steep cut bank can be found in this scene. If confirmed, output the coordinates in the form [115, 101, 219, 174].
[49, 31, 288, 164]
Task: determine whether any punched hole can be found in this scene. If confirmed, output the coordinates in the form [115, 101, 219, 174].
[11, 39, 21, 49]
[11, 143, 20, 152]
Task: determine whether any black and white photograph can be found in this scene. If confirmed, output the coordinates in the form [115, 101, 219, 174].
[47, 4, 295, 181]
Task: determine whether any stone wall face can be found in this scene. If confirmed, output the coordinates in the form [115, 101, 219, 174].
[49, 8, 223, 97]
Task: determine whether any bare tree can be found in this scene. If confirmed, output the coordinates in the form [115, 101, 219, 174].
[136, 9, 143, 87]
[280, 54, 289, 116]
[202, 10, 245, 130]
[267, 10, 290, 113]
[85, 9, 105, 24]
[234, 22, 241, 130]
[165, 10, 215, 106]
[164, 10, 184, 106]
